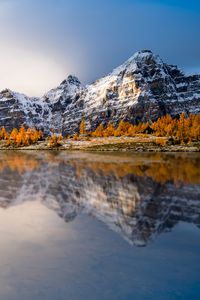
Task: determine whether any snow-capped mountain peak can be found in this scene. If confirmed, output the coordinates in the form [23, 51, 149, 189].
[43, 74, 82, 105]
[60, 75, 81, 87]
[0, 50, 199, 134]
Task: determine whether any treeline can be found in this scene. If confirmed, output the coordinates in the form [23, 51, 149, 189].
[79, 113, 200, 144]
[0, 113, 199, 147]
[0, 126, 63, 148]
[0, 127, 43, 146]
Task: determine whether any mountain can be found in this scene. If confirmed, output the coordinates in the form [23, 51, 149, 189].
[0, 50, 200, 134]
[0, 152, 199, 246]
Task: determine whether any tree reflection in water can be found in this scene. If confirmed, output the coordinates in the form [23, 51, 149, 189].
[0, 151, 199, 246]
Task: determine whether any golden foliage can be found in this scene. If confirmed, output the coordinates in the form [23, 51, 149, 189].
[0, 154, 40, 173]
[72, 133, 80, 140]
[91, 124, 105, 137]
[0, 112, 199, 147]
[79, 119, 86, 135]
[0, 152, 199, 187]
[151, 113, 200, 144]
[0, 127, 9, 140]
[48, 134, 63, 147]
[151, 114, 176, 137]
[126, 123, 149, 136]
[103, 122, 115, 137]
[155, 138, 167, 147]
[187, 114, 200, 142]
[89, 114, 200, 143]
[4, 126, 43, 147]
[90, 120, 150, 138]
[114, 120, 131, 136]
[176, 113, 200, 144]
[71, 153, 200, 185]
[89, 113, 200, 144]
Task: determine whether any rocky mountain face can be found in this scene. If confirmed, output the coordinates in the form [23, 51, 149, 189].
[0, 152, 199, 246]
[0, 50, 200, 134]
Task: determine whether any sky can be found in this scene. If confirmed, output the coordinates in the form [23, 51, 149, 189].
[0, 0, 200, 96]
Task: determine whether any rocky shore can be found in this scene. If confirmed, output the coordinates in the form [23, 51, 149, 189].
[0, 136, 199, 152]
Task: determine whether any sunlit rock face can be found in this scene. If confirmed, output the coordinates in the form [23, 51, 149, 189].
[0, 152, 199, 247]
[0, 50, 200, 134]
[78, 50, 200, 134]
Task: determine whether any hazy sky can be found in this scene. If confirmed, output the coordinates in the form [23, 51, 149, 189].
[0, 0, 199, 96]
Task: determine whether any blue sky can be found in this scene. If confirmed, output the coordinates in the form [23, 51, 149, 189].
[0, 0, 199, 95]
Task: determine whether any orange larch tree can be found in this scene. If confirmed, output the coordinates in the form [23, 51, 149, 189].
[79, 119, 86, 135]
[92, 124, 105, 137]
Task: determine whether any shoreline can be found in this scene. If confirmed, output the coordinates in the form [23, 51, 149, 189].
[0, 137, 199, 152]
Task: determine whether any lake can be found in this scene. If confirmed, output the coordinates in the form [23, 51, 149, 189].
[0, 151, 199, 300]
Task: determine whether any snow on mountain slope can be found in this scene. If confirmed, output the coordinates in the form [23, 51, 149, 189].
[0, 89, 49, 131]
[41, 75, 83, 132]
[43, 75, 82, 105]
[0, 50, 199, 134]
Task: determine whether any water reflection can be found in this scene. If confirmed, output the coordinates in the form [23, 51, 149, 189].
[0, 151, 199, 246]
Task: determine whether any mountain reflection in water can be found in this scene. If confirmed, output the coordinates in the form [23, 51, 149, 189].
[0, 151, 199, 247]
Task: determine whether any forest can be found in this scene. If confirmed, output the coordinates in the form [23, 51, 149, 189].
[79, 112, 200, 145]
[0, 112, 199, 147]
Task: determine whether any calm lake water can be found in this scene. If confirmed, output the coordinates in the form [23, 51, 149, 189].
[0, 151, 199, 300]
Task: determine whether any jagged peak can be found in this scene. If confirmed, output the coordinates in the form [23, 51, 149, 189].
[132, 49, 153, 58]
[129, 49, 161, 63]
[0, 88, 29, 100]
[42, 75, 82, 104]
[0, 88, 14, 95]
[135, 49, 152, 54]
[60, 75, 81, 87]
[111, 50, 164, 76]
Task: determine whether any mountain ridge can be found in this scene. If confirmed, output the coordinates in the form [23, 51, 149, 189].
[0, 50, 200, 134]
